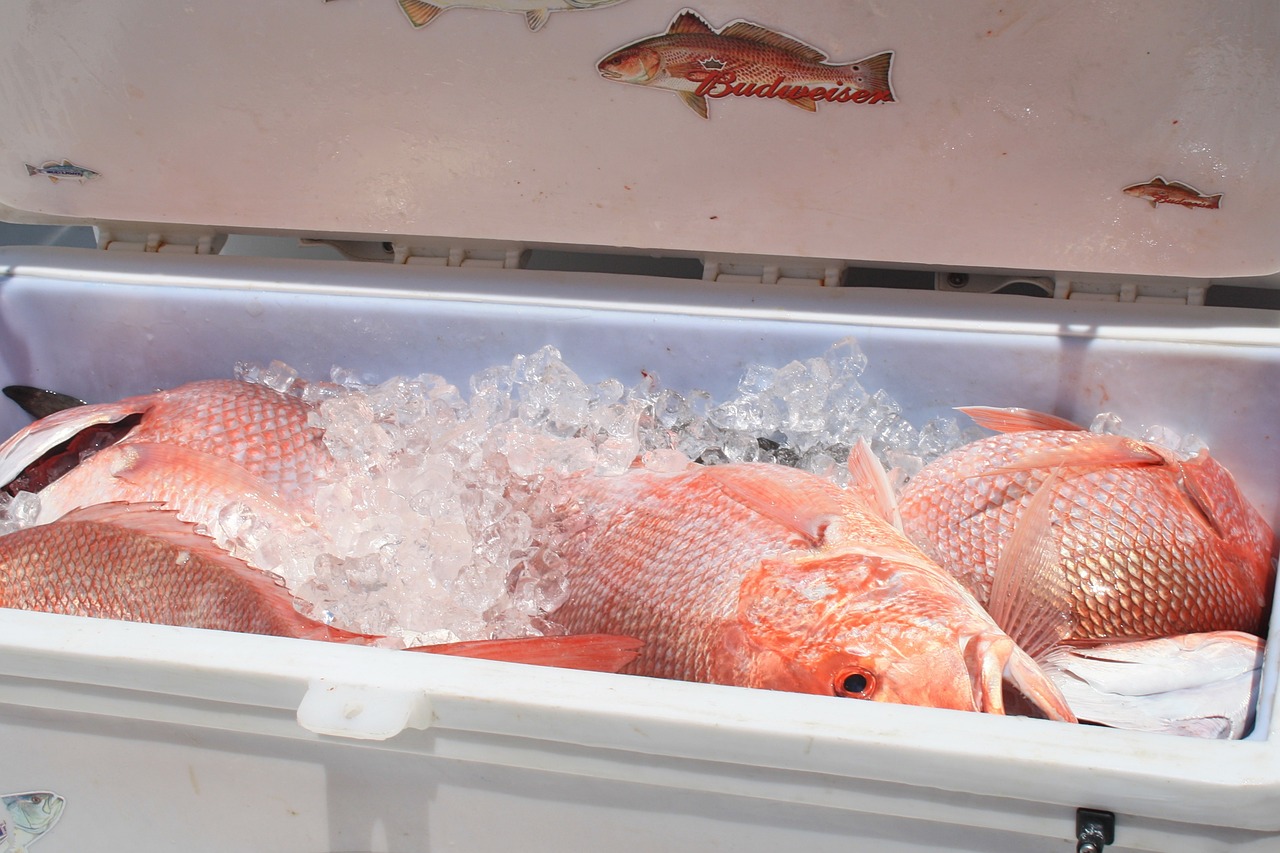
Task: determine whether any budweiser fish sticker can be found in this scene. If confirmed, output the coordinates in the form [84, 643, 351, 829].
[597, 9, 895, 119]
[327, 0, 631, 32]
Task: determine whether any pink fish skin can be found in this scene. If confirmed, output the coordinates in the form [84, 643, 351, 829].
[545, 453, 1074, 720]
[0, 502, 640, 672]
[898, 408, 1277, 640]
[0, 379, 332, 536]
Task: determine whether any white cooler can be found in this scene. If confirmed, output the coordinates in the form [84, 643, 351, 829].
[1, 2, 1278, 851]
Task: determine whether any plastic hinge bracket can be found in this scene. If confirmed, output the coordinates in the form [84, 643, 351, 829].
[391, 242, 525, 269]
[936, 271, 1208, 305]
[96, 229, 226, 255]
[296, 679, 434, 741]
[703, 260, 844, 287]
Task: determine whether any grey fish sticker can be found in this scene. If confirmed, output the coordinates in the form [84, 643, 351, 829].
[0, 792, 65, 851]
[24, 160, 100, 184]
[327, 0, 632, 31]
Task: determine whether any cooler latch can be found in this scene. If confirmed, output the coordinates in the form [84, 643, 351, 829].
[704, 259, 845, 287]
[96, 228, 226, 255]
[936, 272, 1209, 306]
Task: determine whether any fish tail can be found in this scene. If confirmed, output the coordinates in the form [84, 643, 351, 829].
[1207, 194, 1223, 209]
[25, 164, 40, 177]
[846, 51, 894, 97]
[408, 633, 642, 673]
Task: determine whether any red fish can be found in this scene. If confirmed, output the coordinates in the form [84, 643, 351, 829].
[0, 379, 332, 545]
[597, 10, 894, 118]
[0, 502, 639, 672]
[1123, 176, 1222, 209]
[543, 445, 1074, 719]
[898, 407, 1277, 639]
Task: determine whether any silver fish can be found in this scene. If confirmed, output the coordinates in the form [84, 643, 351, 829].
[1, 791, 65, 851]
[23, 160, 100, 184]
[1038, 632, 1264, 739]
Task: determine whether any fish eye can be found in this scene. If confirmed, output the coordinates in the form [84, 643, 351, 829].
[833, 665, 877, 699]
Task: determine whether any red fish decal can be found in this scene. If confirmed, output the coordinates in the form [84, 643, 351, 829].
[1123, 176, 1223, 210]
[598, 9, 894, 118]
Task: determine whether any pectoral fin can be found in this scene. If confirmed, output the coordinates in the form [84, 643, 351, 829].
[679, 91, 709, 119]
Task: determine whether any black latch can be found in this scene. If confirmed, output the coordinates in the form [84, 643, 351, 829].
[1076, 808, 1116, 853]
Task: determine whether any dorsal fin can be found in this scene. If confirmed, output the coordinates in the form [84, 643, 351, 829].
[667, 9, 714, 35]
[986, 468, 1076, 659]
[959, 406, 1085, 433]
[720, 21, 827, 63]
[701, 463, 844, 546]
[844, 439, 901, 530]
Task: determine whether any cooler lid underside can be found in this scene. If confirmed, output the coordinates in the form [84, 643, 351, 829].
[0, 0, 1276, 279]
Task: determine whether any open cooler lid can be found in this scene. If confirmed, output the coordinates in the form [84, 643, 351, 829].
[0, 0, 1277, 279]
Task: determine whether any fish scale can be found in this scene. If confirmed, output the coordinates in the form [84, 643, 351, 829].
[899, 424, 1274, 639]
[544, 458, 1075, 719]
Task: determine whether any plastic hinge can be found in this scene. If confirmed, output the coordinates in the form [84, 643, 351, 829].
[936, 272, 1208, 305]
[391, 243, 525, 269]
[96, 229, 226, 255]
[703, 260, 845, 287]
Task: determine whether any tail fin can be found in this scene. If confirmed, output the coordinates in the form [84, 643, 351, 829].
[409, 633, 642, 673]
[847, 51, 894, 99]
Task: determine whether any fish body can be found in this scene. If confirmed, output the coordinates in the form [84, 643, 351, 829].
[335, 0, 629, 31]
[24, 160, 99, 184]
[0, 379, 332, 536]
[546, 452, 1073, 719]
[0, 791, 64, 851]
[898, 408, 1277, 639]
[0, 503, 639, 671]
[1123, 176, 1222, 209]
[598, 10, 894, 118]
[1039, 632, 1264, 739]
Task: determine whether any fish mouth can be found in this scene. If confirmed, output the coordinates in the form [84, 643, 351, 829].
[598, 68, 623, 80]
[967, 634, 1076, 722]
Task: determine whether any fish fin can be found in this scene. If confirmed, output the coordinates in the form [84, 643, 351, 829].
[987, 468, 1075, 659]
[958, 406, 1085, 433]
[399, 0, 442, 27]
[1173, 451, 1230, 539]
[1206, 194, 1223, 209]
[1149, 200, 1159, 209]
[410, 634, 642, 673]
[25, 164, 40, 177]
[845, 51, 894, 94]
[46, 175, 59, 184]
[845, 439, 901, 530]
[996, 435, 1166, 476]
[525, 8, 550, 30]
[786, 96, 817, 112]
[702, 464, 844, 546]
[719, 21, 828, 64]
[679, 91, 710, 119]
[0, 399, 148, 490]
[3, 386, 88, 420]
[103, 442, 312, 523]
[667, 9, 714, 35]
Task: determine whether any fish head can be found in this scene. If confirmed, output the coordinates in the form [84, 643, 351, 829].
[598, 45, 664, 84]
[3, 791, 65, 836]
[727, 551, 1075, 720]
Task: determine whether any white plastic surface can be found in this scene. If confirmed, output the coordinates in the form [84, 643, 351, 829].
[0, 247, 1278, 852]
[1, 1, 1279, 279]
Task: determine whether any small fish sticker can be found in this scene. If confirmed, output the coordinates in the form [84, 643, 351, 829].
[24, 160, 100, 184]
[598, 9, 894, 119]
[0, 792, 65, 851]
[1123, 176, 1222, 210]
[326, 0, 630, 31]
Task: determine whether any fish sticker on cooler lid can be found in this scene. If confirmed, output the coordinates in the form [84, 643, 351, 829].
[23, 160, 100, 184]
[326, 0, 631, 31]
[597, 9, 895, 118]
[1123, 176, 1222, 210]
[0, 792, 65, 851]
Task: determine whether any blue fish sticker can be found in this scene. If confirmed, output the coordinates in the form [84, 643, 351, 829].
[24, 160, 100, 184]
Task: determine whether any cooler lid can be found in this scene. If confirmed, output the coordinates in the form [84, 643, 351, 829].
[0, 1, 1277, 279]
